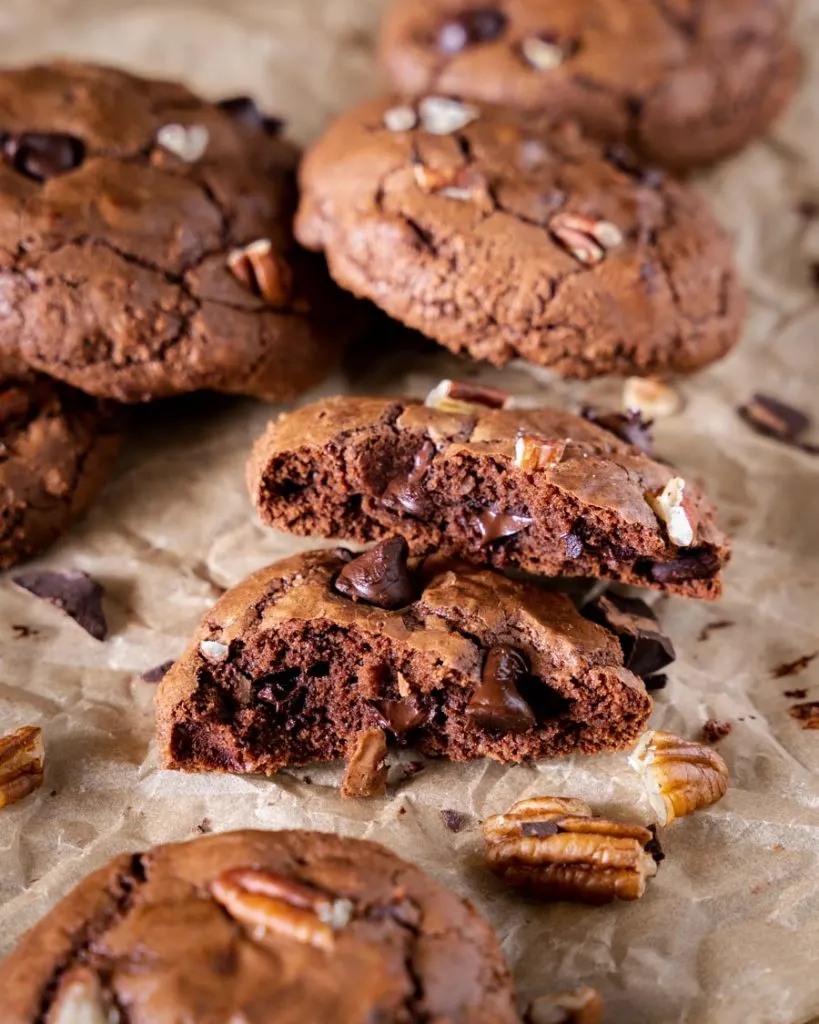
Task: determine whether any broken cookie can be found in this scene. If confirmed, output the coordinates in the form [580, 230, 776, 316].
[156, 543, 652, 792]
[248, 390, 731, 599]
[0, 829, 521, 1023]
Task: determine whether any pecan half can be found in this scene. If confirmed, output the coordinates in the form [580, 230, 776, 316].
[526, 986, 603, 1024]
[211, 867, 354, 950]
[0, 725, 44, 810]
[483, 796, 659, 904]
[424, 378, 511, 414]
[629, 731, 729, 826]
[227, 239, 293, 306]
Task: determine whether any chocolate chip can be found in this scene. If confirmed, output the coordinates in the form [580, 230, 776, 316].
[701, 719, 732, 743]
[3, 132, 85, 181]
[382, 441, 435, 517]
[521, 820, 560, 838]
[140, 660, 175, 683]
[645, 825, 665, 864]
[375, 698, 429, 734]
[772, 652, 817, 679]
[604, 143, 664, 188]
[217, 95, 283, 135]
[437, 7, 507, 53]
[335, 537, 417, 610]
[585, 593, 675, 678]
[475, 508, 533, 545]
[12, 569, 107, 640]
[441, 809, 468, 832]
[738, 394, 811, 446]
[649, 550, 721, 584]
[467, 645, 536, 733]
[582, 406, 654, 455]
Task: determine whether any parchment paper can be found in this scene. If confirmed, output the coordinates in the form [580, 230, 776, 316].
[1, 2, 818, 1021]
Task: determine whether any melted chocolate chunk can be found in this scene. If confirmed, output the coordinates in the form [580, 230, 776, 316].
[3, 132, 85, 181]
[335, 537, 417, 610]
[585, 593, 675, 678]
[467, 645, 536, 734]
[437, 7, 507, 53]
[521, 820, 560, 838]
[649, 550, 721, 584]
[738, 394, 811, 445]
[375, 698, 429, 734]
[789, 702, 819, 729]
[475, 508, 533, 545]
[12, 569, 107, 640]
[582, 406, 654, 455]
[382, 441, 435, 517]
[217, 95, 283, 135]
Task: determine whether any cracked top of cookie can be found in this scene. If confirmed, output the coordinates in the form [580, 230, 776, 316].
[0, 829, 521, 1023]
[0, 62, 352, 403]
[0, 374, 120, 568]
[295, 95, 744, 379]
[379, 0, 799, 170]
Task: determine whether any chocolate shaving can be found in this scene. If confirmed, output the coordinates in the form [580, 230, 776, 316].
[335, 537, 417, 610]
[582, 406, 654, 455]
[772, 653, 818, 679]
[140, 660, 175, 684]
[585, 593, 675, 678]
[701, 719, 732, 743]
[12, 570, 108, 640]
[441, 809, 469, 833]
[467, 645, 536, 734]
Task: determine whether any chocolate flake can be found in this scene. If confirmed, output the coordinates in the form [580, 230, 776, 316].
[697, 620, 736, 643]
[772, 652, 818, 679]
[783, 688, 808, 700]
[375, 698, 429, 735]
[335, 537, 417, 610]
[140, 660, 175, 684]
[585, 593, 675, 678]
[441, 809, 468, 833]
[649, 550, 721, 584]
[521, 820, 560, 838]
[738, 394, 812, 446]
[582, 406, 654, 455]
[788, 702, 819, 729]
[467, 645, 536, 734]
[701, 719, 732, 743]
[12, 569, 107, 640]
[2, 131, 85, 181]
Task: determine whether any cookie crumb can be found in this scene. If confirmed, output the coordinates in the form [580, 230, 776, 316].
[701, 719, 732, 743]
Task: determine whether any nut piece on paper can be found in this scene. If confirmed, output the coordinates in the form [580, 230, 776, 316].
[629, 730, 729, 826]
[424, 378, 511, 414]
[526, 986, 603, 1024]
[0, 725, 44, 810]
[483, 796, 660, 904]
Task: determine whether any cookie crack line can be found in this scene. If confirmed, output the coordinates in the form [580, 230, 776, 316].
[32, 853, 148, 1024]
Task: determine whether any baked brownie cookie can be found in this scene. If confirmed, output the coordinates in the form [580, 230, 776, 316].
[0, 375, 120, 568]
[0, 62, 353, 403]
[248, 387, 730, 599]
[0, 829, 521, 1023]
[156, 544, 652, 792]
[295, 96, 744, 377]
[380, 0, 800, 171]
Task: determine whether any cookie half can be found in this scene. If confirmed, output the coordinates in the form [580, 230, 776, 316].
[380, 0, 801, 171]
[295, 96, 744, 377]
[0, 829, 520, 1023]
[248, 390, 730, 599]
[0, 376, 120, 568]
[0, 62, 354, 403]
[156, 545, 652, 794]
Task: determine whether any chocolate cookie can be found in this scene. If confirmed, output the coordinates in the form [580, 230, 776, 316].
[247, 388, 730, 599]
[295, 96, 744, 377]
[379, 0, 800, 171]
[156, 545, 652, 792]
[0, 62, 353, 403]
[1, 376, 120, 568]
[0, 829, 521, 1023]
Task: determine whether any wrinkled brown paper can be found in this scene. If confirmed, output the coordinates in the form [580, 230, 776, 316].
[1, 2, 818, 1021]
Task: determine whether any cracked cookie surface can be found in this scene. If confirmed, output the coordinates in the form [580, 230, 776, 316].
[295, 96, 745, 378]
[0, 374, 120, 568]
[156, 546, 652, 791]
[0, 829, 521, 1023]
[248, 394, 730, 598]
[379, 0, 800, 171]
[0, 62, 353, 403]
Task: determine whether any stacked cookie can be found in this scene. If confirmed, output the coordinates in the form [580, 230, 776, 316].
[0, 62, 357, 568]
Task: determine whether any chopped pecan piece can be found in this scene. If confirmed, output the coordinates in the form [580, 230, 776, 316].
[629, 730, 729, 825]
[549, 213, 623, 265]
[0, 725, 44, 810]
[483, 796, 659, 904]
[424, 378, 511, 413]
[227, 239, 293, 306]
[514, 433, 567, 471]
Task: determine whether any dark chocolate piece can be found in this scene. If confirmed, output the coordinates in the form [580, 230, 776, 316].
[12, 569, 107, 640]
[375, 698, 429, 734]
[335, 537, 416, 609]
[441, 809, 468, 832]
[521, 820, 561, 838]
[466, 645, 536, 734]
[3, 131, 85, 181]
[382, 441, 435, 517]
[772, 652, 818, 679]
[586, 593, 675, 678]
[582, 406, 654, 455]
[739, 393, 810, 443]
[140, 660, 175, 683]
[649, 550, 721, 584]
